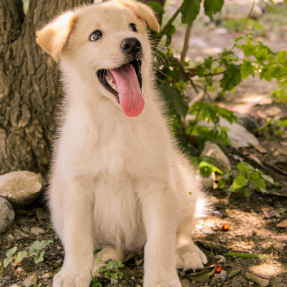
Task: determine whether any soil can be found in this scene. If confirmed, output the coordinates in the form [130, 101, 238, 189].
[1, 0, 287, 287]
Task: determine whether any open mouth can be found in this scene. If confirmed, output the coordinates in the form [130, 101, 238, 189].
[96, 59, 145, 117]
[97, 59, 142, 103]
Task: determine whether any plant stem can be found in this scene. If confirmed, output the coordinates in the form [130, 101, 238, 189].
[181, 21, 193, 64]
[157, 5, 181, 41]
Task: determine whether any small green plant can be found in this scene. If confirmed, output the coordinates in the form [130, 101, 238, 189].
[2, 247, 27, 268]
[257, 119, 287, 135]
[28, 240, 53, 264]
[96, 255, 124, 285]
[90, 278, 103, 287]
[218, 162, 276, 197]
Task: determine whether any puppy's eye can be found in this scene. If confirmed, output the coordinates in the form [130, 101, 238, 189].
[89, 30, 102, 41]
[130, 23, 138, 32]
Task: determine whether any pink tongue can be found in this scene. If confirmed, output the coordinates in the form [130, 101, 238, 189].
[109, 64, 145, 117]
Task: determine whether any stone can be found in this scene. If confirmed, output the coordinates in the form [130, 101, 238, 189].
[0, 171, 45, 208]
[245, 272, 269, 287]
[31, 226, 45, 235]
[36, 208, 49, 220]
[0, 197, 15, 233]
[228, 268, 242, 278]
[201, 141, 231, 172]
[23, 274, 37, 287]
[219, 270, 227, 282]
[6, 233, 15, 243]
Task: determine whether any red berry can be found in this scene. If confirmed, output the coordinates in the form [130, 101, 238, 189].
[215, 265, 222, 274]
[221, 223, 230, 231]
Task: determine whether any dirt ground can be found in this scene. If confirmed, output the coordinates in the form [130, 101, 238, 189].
[1, 0, 287, 287]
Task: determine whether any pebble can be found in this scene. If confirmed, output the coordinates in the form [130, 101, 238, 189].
[0, 197, 15, 233]
[219, 270, 227, 282]
[31, 226, 45, 235]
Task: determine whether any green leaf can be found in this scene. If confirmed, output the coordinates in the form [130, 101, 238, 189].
[6, 246, 17, 258]
[231, 175, 248, 190]
[224, 252, 269, 258]
[241, 61, 255, 79]
[252, 178, 266, 189]
[242, 41, 256, 57]
[3, 257, 12, 268]
[16, 251, 27, 263]
[26, 282, 36, 287]
[220, 64, 242, 91]
[34, 251, 45, 264]
[278, 51, 286, 64]
[242, 188, 253, 198]
[217, 179, 226, 189]
[204, 0, 224, 20]
[255, 47, 268, 61]
[247, 172, 259, 181]
[235, 36, 243, 43]
[261, 175, 274, 184]
[237, 162, 254, 172]
[166, 25, 176, 36]
[180, 0, 200, 24]
[147, 2, 165, 13]
[186, 266, 215, 282]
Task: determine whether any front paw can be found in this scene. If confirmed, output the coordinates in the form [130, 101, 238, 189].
[53, 266, 92, 287]
[176, 243, 207, 272]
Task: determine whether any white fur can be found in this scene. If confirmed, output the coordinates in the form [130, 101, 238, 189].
[41, 1, 210, 287]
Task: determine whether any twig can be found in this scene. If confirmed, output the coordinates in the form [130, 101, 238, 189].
[181, 21, 193, 64]
[186, 86, 207, 143]
[157, 5, 181, 42]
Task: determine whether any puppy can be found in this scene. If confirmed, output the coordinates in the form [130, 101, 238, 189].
[36, 1, 209, 286]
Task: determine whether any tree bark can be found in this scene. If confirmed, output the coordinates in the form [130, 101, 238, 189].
[0, 0, 94, 175]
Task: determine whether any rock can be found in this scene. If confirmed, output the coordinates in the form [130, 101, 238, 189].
[201, 141, 231, 172]
[245, 272, 269, 287]
[23, 274, 37, 287]
[219, 270, 227, 282]
[0, 197, 15, 233]
[11, 284, 20, 287]
[198, 119, 260, 149]
[0, 171, 45, 208]
[236, 113, 259, 134]
[228, 268, 242, 278]
[214, 255, 226, 264]
[31, 226, 45, 235]
[36, 208, 49, 220]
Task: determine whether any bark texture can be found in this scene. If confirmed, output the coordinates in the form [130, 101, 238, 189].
[0, 0, 94, 175]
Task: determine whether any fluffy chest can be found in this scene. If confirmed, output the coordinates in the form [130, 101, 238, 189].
[92, 176, 146, 250]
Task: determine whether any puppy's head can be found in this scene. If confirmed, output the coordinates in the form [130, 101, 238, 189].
[36, 0, 159, 117]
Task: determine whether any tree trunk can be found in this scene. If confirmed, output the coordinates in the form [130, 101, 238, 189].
[0, 0, 94, 175]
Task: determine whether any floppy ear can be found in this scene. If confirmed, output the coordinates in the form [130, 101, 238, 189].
[117, 0, 160, 32]
[36, 11, 78, 61]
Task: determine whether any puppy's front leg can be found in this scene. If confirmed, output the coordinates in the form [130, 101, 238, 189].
[139, 180, 181, 287]
[53, 179, 94, 287]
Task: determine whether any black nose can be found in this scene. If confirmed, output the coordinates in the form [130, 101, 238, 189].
[121, 38, 142, 57]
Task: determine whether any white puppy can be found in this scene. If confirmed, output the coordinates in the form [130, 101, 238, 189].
[36, 1, 209, 286]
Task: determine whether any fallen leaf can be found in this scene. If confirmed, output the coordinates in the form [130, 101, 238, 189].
[186, 266, 215, 282]
[224, 252, 269, 259]
[245, 272, 269, 287]
[228, 268, 241, 278]
[277, 219, 287, 228]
